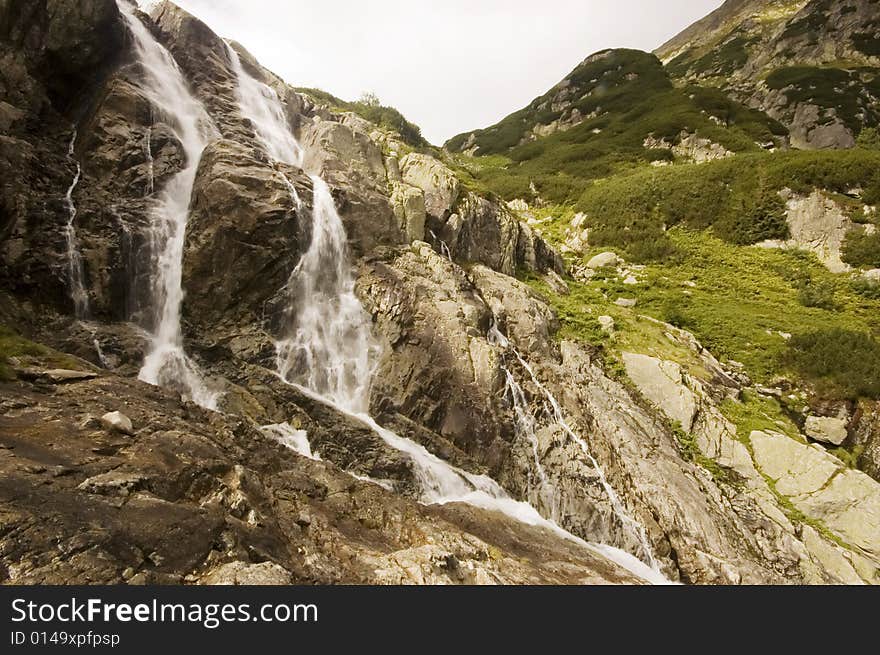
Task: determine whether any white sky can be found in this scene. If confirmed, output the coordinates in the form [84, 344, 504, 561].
[160, 0, 723, 144]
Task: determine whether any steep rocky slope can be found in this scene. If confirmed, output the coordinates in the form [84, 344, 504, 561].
[658, 0, 880, 149]
[1, 0, 879, 586]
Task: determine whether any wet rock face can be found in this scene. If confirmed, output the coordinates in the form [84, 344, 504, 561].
[357, 244, 512, 472]
[0, 370, 642, 585]
[0, 0, 126, 322]
[183, 139, 309, 342]
[0, 0, 124, 110]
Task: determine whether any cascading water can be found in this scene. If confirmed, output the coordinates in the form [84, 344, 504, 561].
[488, 323, 659, 570]
[275, 176, 382, 413]
[227, 51, 667, 584]
[116, 1, 218, 410]
[429, 229, 453, 261]
[64, 129, 108, 366]
[64, 129, 89, 320]
[227, 46, 303, 168]
[143, 123, 155, 196]
[260, 423, 318, 460]
[499, 359, 557, 514]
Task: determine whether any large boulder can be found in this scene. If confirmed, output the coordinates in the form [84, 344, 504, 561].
[805, 415, 849, 446]
[183, 139, 307, 346]
[389, 181, 426, 243]
[399, 153, 460, 219]
[782, 190, 854, 273]
[751, 430, 880, 569]
[300, 115, 404, 253]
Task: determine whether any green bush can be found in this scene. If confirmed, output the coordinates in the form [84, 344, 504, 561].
[785, 329, 880, 399]
[569, 149, 880, 259]
[858, 127, 880, 150]
[714, 184, 788, 245]
[797, 279, 838, 311]
[852, 278, 880, 300]
[296, 87, 428, 148]
[842, 229, 880, 269]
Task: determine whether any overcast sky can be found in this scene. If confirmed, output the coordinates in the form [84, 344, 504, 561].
[152, 0, 722, 144]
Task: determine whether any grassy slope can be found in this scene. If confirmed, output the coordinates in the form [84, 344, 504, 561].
[522, 226, 880, 387]
[576, 148, 880, 261]
[445, 49, 787, 205]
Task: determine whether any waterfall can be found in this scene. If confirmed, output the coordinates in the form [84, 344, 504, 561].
[227, 52, 667, 584]
[488, 323, 659, 569]
[143, 123, 155, 196]
[260, 423, 318, 460]
[275, 176, 382, 414]
[64, 129, 89, 320]
[64, 130, 109, 367]
[116, 1, 218, 410]
[227, 45, 303, 167]
[429, 229, 453, 261]
[499, 360, 557, 514]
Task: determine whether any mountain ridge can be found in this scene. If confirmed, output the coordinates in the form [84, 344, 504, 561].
[0, 0, 879, 586]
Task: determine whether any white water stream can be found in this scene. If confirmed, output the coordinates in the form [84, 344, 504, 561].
[143, 123, 155, 196]
[429, 229, 453, 261]
[64, 130, 110, 366]
[64, 130, 89, 320]
[226, 49, 667, 583]
[117, 1, 218, 409]
[488, 323, 659, 569]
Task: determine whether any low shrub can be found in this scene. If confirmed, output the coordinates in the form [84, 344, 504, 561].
[785, 329, 880, 399]
[842, 229, 880, 269]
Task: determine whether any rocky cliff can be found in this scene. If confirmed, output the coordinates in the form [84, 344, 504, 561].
[1, 0, 879, 586]
[658, 0, 880, 149]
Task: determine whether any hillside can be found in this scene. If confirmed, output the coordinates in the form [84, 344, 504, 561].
[441, 0, 880, 547]
[0, 0, 879, 587]
[658, 0, 880, 149]
[444, 48, 787, 204]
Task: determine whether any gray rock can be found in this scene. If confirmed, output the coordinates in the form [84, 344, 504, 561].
[199, 561, 293, 586]
[399, 153, 460, 219]
[805, 416, 849, 446]
[587, 252, 621, 269]
[598, 316, 616, 333]
[100, 411, 134, 436]
[623, 353, 697, 431]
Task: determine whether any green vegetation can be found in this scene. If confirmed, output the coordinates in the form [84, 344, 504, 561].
[522, 226, 880, 389]
[572, 148, 880, 262]
[296, 87, 429, 149]
[842, 229, 880, 269]
[765, 65, 880, 132]
[445, 49, 786, 205]
[857, 127, 880, 150]
[785, 328, 880, 399]
[721, 391, 803, 446]
[830, 444, 865, 470]
[852, 277, 880, 299]
[0, 326, 50, 381]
